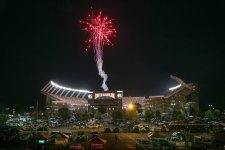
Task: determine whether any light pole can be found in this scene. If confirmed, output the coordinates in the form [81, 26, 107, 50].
[30, 106, 34, 113]
[170, 101, 176, 120]
[208, 104, 213, 110]
[128, 104, 134, 110]
[12, 108, 15, 116]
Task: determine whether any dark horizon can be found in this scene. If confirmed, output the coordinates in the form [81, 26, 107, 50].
[1, 1, 225, 110]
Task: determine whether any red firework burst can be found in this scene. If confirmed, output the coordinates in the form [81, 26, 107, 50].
[80, 11, 116, 51]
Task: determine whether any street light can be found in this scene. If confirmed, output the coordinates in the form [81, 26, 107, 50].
[208, 104, 213, 107]
[171, 103, 176, 106]
[128, 104, 134, 110]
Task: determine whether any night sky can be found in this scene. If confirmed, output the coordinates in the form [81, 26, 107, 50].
[1, 0, 225, 110]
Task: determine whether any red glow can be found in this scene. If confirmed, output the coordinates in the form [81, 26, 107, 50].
[80, 11, 116, 51]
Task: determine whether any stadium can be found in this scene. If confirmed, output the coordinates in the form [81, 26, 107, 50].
[41, 81, 124, 114]
[145, 76, 199, 118]
[41, 81, 90, 114]
[41, 75, 199, 117]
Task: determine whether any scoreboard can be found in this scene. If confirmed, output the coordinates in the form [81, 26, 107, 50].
[88, 91, 123, 111]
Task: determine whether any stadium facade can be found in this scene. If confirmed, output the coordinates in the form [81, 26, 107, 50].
[41, 81, 90, 115]
[41, 81, 124, 114]
[146, 83, 199, 118]
[87, 91, 123, 111]
[41, 76, 199, 117]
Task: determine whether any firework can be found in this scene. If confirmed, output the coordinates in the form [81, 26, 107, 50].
[80, 11, 116, 91]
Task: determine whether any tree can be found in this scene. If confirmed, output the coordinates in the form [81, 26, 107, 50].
[213, 109, 221, 118]
[94, 111, 102, 120]
[179, 109, 186, 120]
[42, 111, 49, 120]
[196, 110, 204, 118]
[58, 107, 71, 120]
[77, 112, 91, 121]
[98, 106, 107, 114]
[189, 106, 197, 116]
[128, 110, 138, 121]
[111, 110, 123, 120]
[134, 103, 142, 114]
[172, 109, 185, 120]
[155, 110, 161, 120]
[0, 114, 8, 125]
[145, 108, 154, 121]
[204, 110, 214, 119]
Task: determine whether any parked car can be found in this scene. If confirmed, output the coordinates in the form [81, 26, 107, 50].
[37, 126, 49, 131]
[89, 131, 100, 139]
[63, 132, 72, 138]
[136, 123, 149, 128]
[119, 123, 125, 127]
[69, 144, 85, 150]
[140, 127, 151, 133]
[147, 132, 164, 139]
[151, 138, 173, 150]
[131, 126, 140, 133]
[104, 127, 112, 133]
[113, 127, 120, 133]
[139, 117, 146, 121]
[87, 124, 95, 129]
[72, 125, 80, 129]
[171, 132, 186, 141]
[76, 131, 86, 142]
[161, 125, 169, 132]
[136, 138, 152, 150]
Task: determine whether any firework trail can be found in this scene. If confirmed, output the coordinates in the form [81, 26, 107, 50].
[80, 11, 116, 91]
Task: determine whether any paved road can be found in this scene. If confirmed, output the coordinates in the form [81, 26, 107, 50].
[102, 133, 147, 150]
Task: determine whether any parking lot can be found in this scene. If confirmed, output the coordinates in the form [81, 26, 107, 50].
[51, 127, 149, 149]
[102, 133, 147, 150]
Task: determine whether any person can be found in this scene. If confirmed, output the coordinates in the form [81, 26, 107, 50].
[115, 134, 118, 143]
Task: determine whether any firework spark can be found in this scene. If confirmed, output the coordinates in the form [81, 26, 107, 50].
[80, 11, 116, 91]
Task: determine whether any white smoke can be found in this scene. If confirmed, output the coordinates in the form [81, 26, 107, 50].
[94, 41, 109, 91]
[96, 56, 108, 91]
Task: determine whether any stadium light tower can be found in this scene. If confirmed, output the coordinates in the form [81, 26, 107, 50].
[170, 75, 192, 90]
